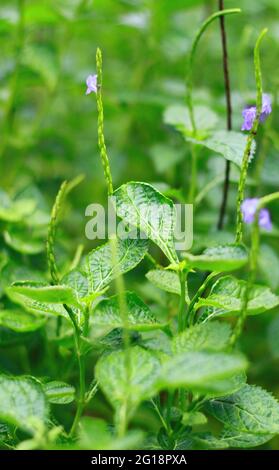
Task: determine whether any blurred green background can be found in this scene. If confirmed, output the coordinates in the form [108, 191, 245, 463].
[1, 0, 279, 448]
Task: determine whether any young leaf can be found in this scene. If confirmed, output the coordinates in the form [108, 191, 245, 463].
[172, 321, 231, 354]
[81, 237, 148, 293]
[113, 182, 178, 263]
[184, 244, 248, 272]
[43, 381, 75, 404]
[0, 375, 48, 432]
[186, 130, 256, 167]
[158, 351, 247, 394]
[78, 417, 143, 450]
[146, 269, 189, 301]
[0, 310, 46, 332]
[62, 270, 89, 301]
[6, 285, 69, 320]
[95, 346, 160, 418]
[206, 384, 279, 434]
[7, 282, 81, 307]
[164, 104, 218, 138]
[196, 275, 279, 317]
[92, 292, 164, 332]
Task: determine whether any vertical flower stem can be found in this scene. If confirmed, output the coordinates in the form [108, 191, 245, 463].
[186, 8, 240, 202]
[186, 8, 241, 133]
[95, 48, 113, 196]
[231, 191, 279, 346]
[178, 270, 187, 332]
[235, 29, 267, 244]
[0, 0, 25, 163]
[110, 237, 131, 437]
[217, 0, 233, 230]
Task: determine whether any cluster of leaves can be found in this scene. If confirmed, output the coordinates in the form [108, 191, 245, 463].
[0, 0, 279, 452]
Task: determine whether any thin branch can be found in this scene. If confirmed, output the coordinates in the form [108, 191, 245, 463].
[217, 0, 233, 230]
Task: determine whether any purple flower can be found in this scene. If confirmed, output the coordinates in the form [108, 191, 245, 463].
[241, 93, 272, 131]
[241, 106, 257, 131]
[260, 93, 272, 122]
[85, 74, 98, 95]
[241, 198, 272, 231]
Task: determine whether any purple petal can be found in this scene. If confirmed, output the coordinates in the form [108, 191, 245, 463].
[241, 106, 257, 131]
[259, 208, 272, 231]
[241, 198, 259, 224]
[85, 74, 98, 95]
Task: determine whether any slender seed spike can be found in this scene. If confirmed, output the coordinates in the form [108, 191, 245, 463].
[95, 48, 114, 196]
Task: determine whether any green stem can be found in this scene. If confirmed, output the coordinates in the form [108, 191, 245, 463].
[235, 29, 268, 243]
[178, 270, 187, 332]
[231, 191, 279, 346]
[188, 145, 197, 202]
[0, 0, 25, 164]
[95, 48, 113, 196]
[69, 332, 86, 437]
[186, 8, 241, 133]
[188, 271, 218, 326]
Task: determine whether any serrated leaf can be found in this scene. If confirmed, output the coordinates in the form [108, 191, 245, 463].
[172, 321, 231, 354]
[7, 282, 81, 308]
[197, 275, 279, 317]
[0, 375, 48, 432]
[95, 346, 160, 419]
[6, 284, 68, 321]
[146, 269, 189, 301]
[0, 310, 46, 332]
[220, 428, 274, 448]
[62, 270, 89, 300]
[205, 384, 279, 434]
[81, 237, 148, 293]
[184, 244, 248, 272]
[159, 351, 247, 393]
[92, 292, 164, 332]
[164, 104, 218, 138]
[113, 182, 178, 263]
[186, 130, 256, 167]
[43, 381, 75, 404]
[182, 411, 207, 426]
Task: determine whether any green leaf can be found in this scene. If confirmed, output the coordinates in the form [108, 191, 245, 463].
[92, 292, 164, 332]
[220, 428, 275, 448]
[6, 284, 68, 320]
[4, 230, 45, 255]
[149, 144, 185, 173]
[159, 351, 247, 394]
[43, 381, 75, 404]
[0, 375, 48, 432]
[7, 282, 81, 308]
[196, 275, 279, 317]
[164, 104, 218, 138]
[184, 244, 248, 272]
[0, 310, 46, 332]
[186, 130, 256, 167]
[0, 190, 36, 222]
[95, 346, 160, 419]
[172, 321, 231, 354]
[62, 270, 89, 301]
[182, 411, 207, 426]
[205, 384, 279, 434]
[113, 182, 178, 263]
[81, 237, 149, 293]
[22, 44, 58, 91]
[78, 417, 143, 450]
[146, 269, 189, 301]
[258, 244, 279, 290]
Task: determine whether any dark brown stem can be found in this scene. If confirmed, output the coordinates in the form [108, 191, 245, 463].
[217, 0, 232, 230]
